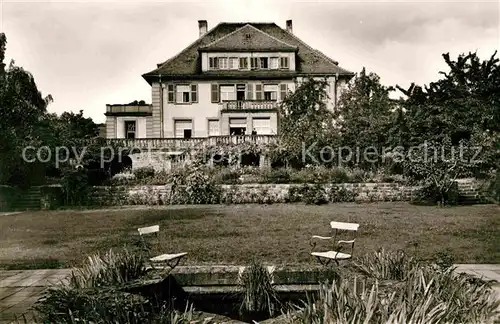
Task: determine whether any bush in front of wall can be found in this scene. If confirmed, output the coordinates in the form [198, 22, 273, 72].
[61, 169, 91, 206]
[303, 184, 329, 205]
[328, 186, 358, 203]
[258, 168, 291, 184]
[286, 184, 309, 203]
[133, 167, 155, 180]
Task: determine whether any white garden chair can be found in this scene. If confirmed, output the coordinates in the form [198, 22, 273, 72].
[310, 221, 360, 266]
[137, 225, 187, 270]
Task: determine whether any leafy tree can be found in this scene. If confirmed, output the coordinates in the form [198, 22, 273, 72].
[0, 33, 53, 186]
[276, 78, 336, 167]
[334, 68, 397, 169]
[397, 51, 500, 146]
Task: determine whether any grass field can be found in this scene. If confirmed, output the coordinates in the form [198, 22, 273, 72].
[0, 203, 499, 269]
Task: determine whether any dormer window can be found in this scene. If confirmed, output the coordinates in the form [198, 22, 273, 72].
[239, 57, 248, 69]
[270, 57, 279, 69]
[250, 57, 259, 70]
[206, 54, 292, 71]
[229, 57, 238, 69]
[280, 57, 289, 69]
[219, 57, 229, 69]
[260, 57, 268, 69]
[209, 57, 218, 69]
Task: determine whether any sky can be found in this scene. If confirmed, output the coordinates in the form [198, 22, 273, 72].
[1, 0, 499, 124]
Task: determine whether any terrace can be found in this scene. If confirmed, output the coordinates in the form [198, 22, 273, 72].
[89, 135, 277, 150]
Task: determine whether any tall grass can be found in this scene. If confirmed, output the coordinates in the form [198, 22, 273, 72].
[68, 248, 148, 289]
[288, 250, 500, 324]
[31, 248, 194, 324]
[352, 248, 419, 280]
[238, 260, 281, 318]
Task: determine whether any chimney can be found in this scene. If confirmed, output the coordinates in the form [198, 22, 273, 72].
[198, 20, 208, 38]
[286, 20, 293, 33]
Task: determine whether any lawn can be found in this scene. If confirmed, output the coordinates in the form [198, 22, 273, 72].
[0, 203, 499, 269]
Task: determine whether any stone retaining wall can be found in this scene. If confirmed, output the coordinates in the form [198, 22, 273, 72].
[88, 178, 486, 206]
[0, 179, 488, 211]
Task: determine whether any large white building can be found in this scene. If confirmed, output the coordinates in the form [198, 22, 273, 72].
[105, 20, 353, 141]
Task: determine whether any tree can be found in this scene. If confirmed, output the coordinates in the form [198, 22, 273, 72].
[397, 51, 500, 146]
[0, 33, 53, 186]
[276, 78, 336, 167]
[334, 68, 397, 169]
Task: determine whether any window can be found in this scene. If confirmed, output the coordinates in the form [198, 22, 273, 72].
[280, 84, 288, 100]
[219, 57, 228, 69]
[191, 84, 198, 102]
[229, 118, 247, 135]
[220, 85, 236, 101]
[211, 84, 219, 103]
[167, 84, 175, 102]
[239, 57, 248, 69]
[252, 118, 271, 135]
[124, 121, 136, 139]
[209, 57, 218, 69]
[174, 120, 193, 139]
[176, 85, 191, 103]
[251, 57, 259, 69]
[270, 57, 279, 69]
[255, 84, 263, 100]
[260, 57, 268, 69]
[208, 119, 220, 136]
[263, 84, 278, 101]
[229, 57, 238, 69]
[280, 57, 289, 69]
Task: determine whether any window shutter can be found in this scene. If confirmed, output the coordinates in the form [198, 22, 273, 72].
[191, 84, 198, 102]
[167, 84, 175, 102]
[255, 84, 263, 100]
[211, 84, 219, 103]
[280, 84, 288, 100]
[246, 84, 253, 100]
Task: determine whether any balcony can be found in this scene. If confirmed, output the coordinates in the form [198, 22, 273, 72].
[221, 100, 279, 111]
[89, 135, 277, 151]
[105, 104, 152, 116]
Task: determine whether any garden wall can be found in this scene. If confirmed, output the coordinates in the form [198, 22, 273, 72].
[88, 179, 486, 206]
[0, 179, 488, 211]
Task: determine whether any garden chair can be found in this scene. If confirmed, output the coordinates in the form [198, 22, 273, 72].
[310, 221, 360, 266]
[137, 225, 187, 270]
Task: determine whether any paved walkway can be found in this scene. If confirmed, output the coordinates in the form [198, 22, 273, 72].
[0, 265, 499, 323]
[0, 269, 72, 323]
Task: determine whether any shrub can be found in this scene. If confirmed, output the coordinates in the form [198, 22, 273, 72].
[61, 169, 91, 206]
[258, 168, 291, 184]
[413, 181, 459, 206]
[328, 187, 358, 203]
[211, 167, 241, 184]
[169, 163, 222, 204]
[133, 167, 155, 180]
[302, 184, 328, 205]
[286, 184, 311, 203]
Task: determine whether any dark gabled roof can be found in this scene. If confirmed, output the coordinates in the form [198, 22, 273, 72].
[199, 24, 298, 52]
[142, 22, 354, 83]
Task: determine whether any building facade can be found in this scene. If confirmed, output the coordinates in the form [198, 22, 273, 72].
[105, 20, 354, 140]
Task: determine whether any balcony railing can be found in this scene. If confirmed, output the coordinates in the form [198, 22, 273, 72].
[222, 100, 279, 111]
[88, 135, 277, 150]
[105, 105, 152, 114]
